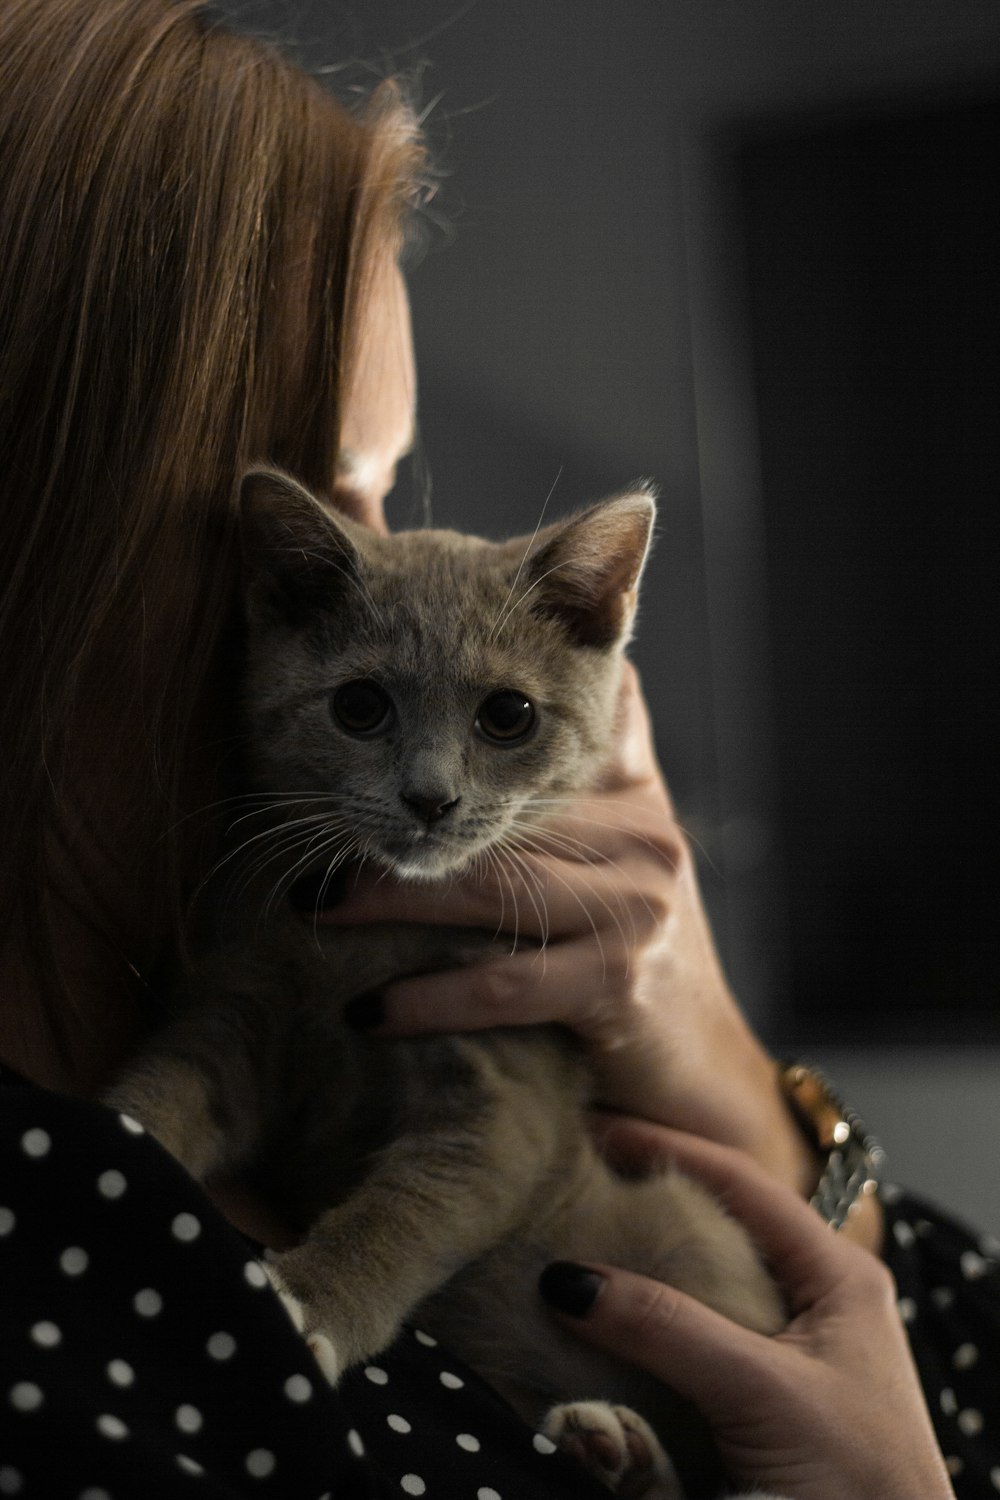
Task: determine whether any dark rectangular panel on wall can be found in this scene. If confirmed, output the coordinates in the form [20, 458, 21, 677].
[736, 96, 1000, 1041]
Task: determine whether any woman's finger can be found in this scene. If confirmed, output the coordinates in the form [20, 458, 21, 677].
[539, 1260, 774, 1419]
[590, 1122, 868, 1310]
[369, 937, 635, 1043]
[319, 843, 669, 942]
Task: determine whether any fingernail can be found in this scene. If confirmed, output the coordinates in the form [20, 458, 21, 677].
[538, 1261, 604, 1317]
[344, 990, 386, 1031]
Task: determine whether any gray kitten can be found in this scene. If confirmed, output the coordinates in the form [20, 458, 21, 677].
[108, 468, 786, 1500]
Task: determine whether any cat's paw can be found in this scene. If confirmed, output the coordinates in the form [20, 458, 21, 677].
[263, 1262, 343, 1386]
[542, 1401, 681, 1499]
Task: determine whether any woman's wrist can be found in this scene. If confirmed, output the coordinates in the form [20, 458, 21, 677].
[767, 1057, 886, 1255]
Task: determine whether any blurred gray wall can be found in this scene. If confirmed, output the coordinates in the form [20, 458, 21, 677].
[220, 1, 1000, 1227]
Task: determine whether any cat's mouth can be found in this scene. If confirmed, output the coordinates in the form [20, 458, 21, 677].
[374, 827, 476, 883]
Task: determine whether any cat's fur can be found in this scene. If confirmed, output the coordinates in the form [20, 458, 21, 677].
[107, 468, 787, 1499]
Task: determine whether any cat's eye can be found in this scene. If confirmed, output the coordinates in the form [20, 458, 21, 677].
[332, 679, 392, 736]
[476, 691, 536, 745]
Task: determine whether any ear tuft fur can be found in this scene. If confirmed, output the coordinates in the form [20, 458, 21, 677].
[525, 487, 656, 648]
[240, 467, 362, 625]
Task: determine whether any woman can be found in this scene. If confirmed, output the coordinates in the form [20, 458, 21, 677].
[0, 2, 991, 1496]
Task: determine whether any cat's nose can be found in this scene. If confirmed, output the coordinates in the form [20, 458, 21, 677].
[400, 790, 460, 826]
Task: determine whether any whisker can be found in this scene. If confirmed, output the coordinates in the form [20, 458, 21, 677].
[501, 826, 626, 982]
[489, 465, 563, 642]
[490, 558, 572, 642]
[493, 839, 550, 954]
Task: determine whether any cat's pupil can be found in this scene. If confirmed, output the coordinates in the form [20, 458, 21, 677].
[332, 679, 391, 735]
[477, 691, 535, 744]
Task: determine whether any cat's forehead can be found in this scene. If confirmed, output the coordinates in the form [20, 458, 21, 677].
[332, 528, 563, 682]
[366, 529, 536, 624]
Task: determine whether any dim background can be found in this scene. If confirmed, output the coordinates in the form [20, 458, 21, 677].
[222, 0, 1000, 1227]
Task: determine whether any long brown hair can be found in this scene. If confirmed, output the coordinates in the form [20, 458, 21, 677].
[0, 0, 422, 1052]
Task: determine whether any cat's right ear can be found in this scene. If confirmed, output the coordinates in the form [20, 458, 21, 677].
[239, 467, 363, 626]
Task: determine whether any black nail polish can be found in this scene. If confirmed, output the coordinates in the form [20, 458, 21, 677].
[538, 1261, 604, 1317]
[344, 990, 386, 1031]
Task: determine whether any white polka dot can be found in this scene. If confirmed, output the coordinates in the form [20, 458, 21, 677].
[989, 1465, 1000, 1491]
[118, 1112, 145, 1134]
[880, 1181, 903, 1204]
[245, 1449, 275, 1478]
[897, 1296, 917, 1323]
[8, 1382, 43, 1412]
[79, 1490, 112, 1500]
[134, 1287, 163, 1317]
[177, 1454, 205, 1477]
[478, 1489, 502, 1500]
[175, 1404, 203, 1434]
[958, 1408, 984, 1436]
[107, 1359, 134, 1388]
[941, 1387, 958, 1415]
[96, 1413, 129, 1441]
[347, 1429, 365, 1458]
[97, 1169, 127, 1199]
[206, 1331, 237, 1360]
[0, 1208, 15, 1236]
[413, 1328, 437, 1347]
[961, 1250, 989, 1280]
[947, 1456, 965, 1478]
[387, 1413, 412, 1433]
[284, 1374, 312, 1403]
[364, 1365, 389, 1385]
[0, 1467, 23, 1495]
[892, 1219, 915, 1249]
[931, 1285, 955, 1309]
[456, 1433, 480, 1452]
[953, 1341, 979, 1370]
[21, 1127, 51, 1158]
[172, 1212, 201, 1243]
[439, 1370, 464, 1389]
[30, 1320, 61, 1348]
[532, 1432, 557, 1455]
[980, 1234, 1000, 1259]
[60, 1246, 89, 1276]
[401, 1477, 426, 1496]
[244, 1261, 268, 1289]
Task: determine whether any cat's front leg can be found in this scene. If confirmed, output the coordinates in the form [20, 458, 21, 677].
[104, 1045, 235, 1181]
[103, 978, 282, 1181]
[268, 1032, 580, 1382]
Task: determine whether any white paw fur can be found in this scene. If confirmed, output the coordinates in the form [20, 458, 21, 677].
[542, 1400, 682, 1498]
[263, 1263, 344, 1385]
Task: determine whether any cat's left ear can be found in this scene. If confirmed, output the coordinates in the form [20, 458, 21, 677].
[526, 486, 656, 648]
[239, 467, 365, 625]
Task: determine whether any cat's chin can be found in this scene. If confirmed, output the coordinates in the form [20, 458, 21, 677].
[374, 840, 475, 885]
[381, 853, 473, 884]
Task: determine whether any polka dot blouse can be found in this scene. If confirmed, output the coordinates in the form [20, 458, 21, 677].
[2, 1070, 998, 1498]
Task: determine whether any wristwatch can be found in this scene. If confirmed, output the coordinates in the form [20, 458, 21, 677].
[778, 1061, 886, 1230]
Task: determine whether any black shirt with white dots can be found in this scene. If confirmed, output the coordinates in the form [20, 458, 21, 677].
[1, 1070, 997, 1499]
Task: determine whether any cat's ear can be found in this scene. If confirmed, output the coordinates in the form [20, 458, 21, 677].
[239, 467, 364, 625]
[525, 486, 656, 648]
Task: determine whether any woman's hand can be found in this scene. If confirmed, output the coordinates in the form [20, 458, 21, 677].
[539, 1125, 954, 1500]
[320, 665, 816, 1195]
